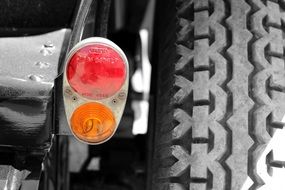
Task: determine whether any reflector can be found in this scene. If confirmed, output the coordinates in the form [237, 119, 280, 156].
[70, 102, 116, 143]
[63, 37, 129, 144]
[67, 44, 126, 100]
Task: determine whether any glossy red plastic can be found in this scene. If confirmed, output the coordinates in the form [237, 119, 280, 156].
[67, 44, 126, 99]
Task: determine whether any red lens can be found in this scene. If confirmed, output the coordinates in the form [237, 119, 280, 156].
[67, 44, 126, 99]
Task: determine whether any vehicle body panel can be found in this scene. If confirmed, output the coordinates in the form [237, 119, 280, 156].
[0, 29, 70, 148]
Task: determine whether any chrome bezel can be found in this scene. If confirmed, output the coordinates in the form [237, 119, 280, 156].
[63, 37, 129, 145]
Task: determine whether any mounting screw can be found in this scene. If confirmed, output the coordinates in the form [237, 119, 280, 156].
[64, 88, 73, 96]
[118, 92, 126, 100]
[112, 99, 118, 104]
[44, 41, 54, 48]
[35, 61, 50, 68]
[72, 96, 78, 102]
[28, 74, 43, 82]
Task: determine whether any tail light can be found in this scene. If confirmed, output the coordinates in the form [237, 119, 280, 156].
[63, 37, 128, 144]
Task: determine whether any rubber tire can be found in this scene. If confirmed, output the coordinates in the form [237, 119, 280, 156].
[152, 0, 285, 189]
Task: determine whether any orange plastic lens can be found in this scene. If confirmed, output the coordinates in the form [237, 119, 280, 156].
[70, 102, 116, 143]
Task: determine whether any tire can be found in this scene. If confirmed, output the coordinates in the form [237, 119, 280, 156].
[152, 0, 285, 189]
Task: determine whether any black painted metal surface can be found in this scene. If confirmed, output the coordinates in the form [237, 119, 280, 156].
[0, 29, 70, 148]
[0, 86, 53, 148]
[0, 0, 77, 37]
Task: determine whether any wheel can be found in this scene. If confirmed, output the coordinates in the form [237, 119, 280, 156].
[152, 0, 285, 189]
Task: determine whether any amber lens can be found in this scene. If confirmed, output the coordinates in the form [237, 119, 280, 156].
[70, 102, 116, 143]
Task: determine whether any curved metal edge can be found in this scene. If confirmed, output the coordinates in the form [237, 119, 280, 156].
[58, 0, 94, 74]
